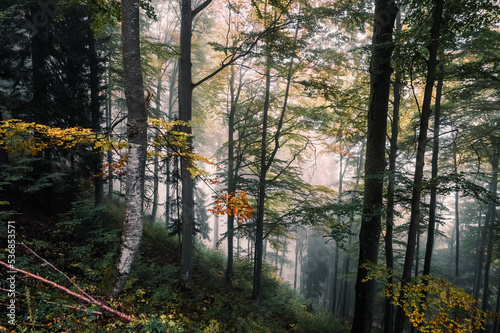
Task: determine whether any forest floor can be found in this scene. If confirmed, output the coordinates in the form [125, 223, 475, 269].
[0, 197, 349, 332]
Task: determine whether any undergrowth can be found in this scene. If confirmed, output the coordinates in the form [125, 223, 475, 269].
[0, 198, 347, 332]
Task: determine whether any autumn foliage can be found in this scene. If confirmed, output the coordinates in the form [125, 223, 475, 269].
[0, 119, 105, 154]
[209, 191, 254, 224]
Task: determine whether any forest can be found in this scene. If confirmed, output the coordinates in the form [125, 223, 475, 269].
[0, 0, 500, 332]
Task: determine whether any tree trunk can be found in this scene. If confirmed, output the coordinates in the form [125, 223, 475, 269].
[178, 0, 213, 290]
[294, 230, 300, 290]
[226, 64, 242, 282]
[493, 275, 500, 333]
[423, 62, 444, 279]
[453, 135, 460, 279]
[351, 1, 398, 332]
[105, 60, 113, 199]
[384, 11, 401, 331]
[111, 0, 148, 297]
[151, 76, 163, 221]
[89, 25, 103, 207]
[179, 0, 195, 290]
[332, 153, 346, 314]
[480, 139, 499, 321]
[165, 62, 178, 226]
[394, 0, 444, 331]
[252, 55, 272, 304]
[213, 214, 219, 249]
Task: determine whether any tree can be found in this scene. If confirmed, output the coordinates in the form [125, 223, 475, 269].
[393, 0, 444, 330]
[351, 0, 398, 331]
[110, 0, 148, 296]
[384, 10, 402, 332]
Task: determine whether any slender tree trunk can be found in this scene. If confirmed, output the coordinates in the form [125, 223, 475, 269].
[89, 26, 103, 207]
[384, 11, 401, 331]
[480, 139, 499, 321]
[394, 0, 444, 331]
[111, 0, 148, 297]
[494, 276, 500, 333]
[423, 62, 444, 278]
[351, 1, 398, 331]
[453, 135, 460, 279]
[252, 56, 272, 304]
[280, 239, 286, 278]
[294, 230, 300, 291]
[252, 11, 299, 302]
[213, 214, 219, 249]
[165, 62, 178, 226]
[342, 141, 365, 319]
[151, 76, 162, 221]
[332, 153, 345, 314]
[226, 64, 242, 282]
[105, 60, 113, 199]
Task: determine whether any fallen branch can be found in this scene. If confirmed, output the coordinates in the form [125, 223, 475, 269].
[18, 242, 97, 304]
[0, 261, 132, 322]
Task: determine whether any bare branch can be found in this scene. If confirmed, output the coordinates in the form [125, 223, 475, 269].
[0, 260, 132, 322]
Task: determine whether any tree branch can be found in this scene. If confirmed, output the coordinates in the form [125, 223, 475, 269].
[0, 261, 133, 322]
[192, 0, 213, 19]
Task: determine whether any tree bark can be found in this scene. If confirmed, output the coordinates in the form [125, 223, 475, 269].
[453, 135, 460, 279]
[423, 62, 444, 278]
[151, 76, 162, 221]
[252, 54, 272, 304]
[480, 139, 499, 320]
[351, 1, 398, 331]
[384, 11, 401, 331]
[179, 0, 195, 290]
[226, 64, 242, 282]
[394, 0, 444, 331]
[105, 60, 113, 199]
[111, 0, 148, 297]
[89, 25, 103, 207]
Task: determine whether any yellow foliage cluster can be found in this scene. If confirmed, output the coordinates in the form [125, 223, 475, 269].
[389, 276, 489, 333]
[359, 263, 496, 333]
[0, 119, 105, 154]
[209, 191, 254, 224]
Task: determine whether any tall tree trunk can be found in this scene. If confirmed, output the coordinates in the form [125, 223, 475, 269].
[165, 62, 178, 226]
[294, 230, 300, 291]
[351, 1, 398, 331]
[394, 0, 444, 331]
[252, 55, 272, 304]
[252, 12, 298, 302]
[422, 62, 444, 279]
[480, 139, 499, 321]
[178, 0, 212, 290]
[342, 141, 365, 319]
[89, 26, 103, 207]
[226, 64, 242, 282]
[453, 135, 460, 279]
[494, 276, 500, 333]
[179, 0, 195, 290]
[151, 77, 163, 221]
[332, 153, 346, 314]
[111, 0, 148, 297]
[384, 11, 401, 331]
[105, 60, 113, 199]
[280, 239, 286, 278]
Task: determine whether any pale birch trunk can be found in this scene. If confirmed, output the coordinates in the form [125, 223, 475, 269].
[111, 0, 148, 297]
